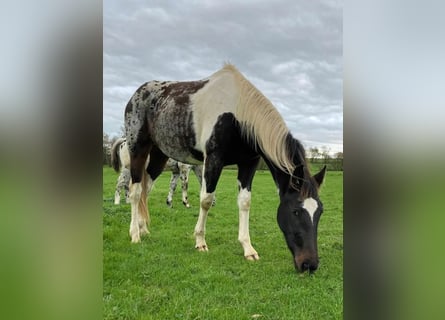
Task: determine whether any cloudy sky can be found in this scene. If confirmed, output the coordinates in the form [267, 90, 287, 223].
[104, 0, 342, 154]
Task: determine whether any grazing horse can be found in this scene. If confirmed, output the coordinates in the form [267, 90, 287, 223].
[111, 138, 202, 207]
[164, 158, 204, 208]
[124, 64, 326, 272]
[111, 138, 133, 204]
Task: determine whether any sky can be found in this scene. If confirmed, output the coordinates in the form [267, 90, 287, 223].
[104, 0, 342, 154]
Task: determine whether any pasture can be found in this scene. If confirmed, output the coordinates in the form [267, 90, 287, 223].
[103, 166, 343, 319]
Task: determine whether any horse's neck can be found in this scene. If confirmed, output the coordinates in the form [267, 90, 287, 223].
[262, 156, 298, 196]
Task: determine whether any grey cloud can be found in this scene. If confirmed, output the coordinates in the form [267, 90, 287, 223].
[104, 0, 342, 153]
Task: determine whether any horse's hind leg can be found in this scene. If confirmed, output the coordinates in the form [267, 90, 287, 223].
[121, 168, 131, 203]
[180, 164, 191, 208]
[114, 175, 122, 205]
[114, 168, 130, 205]
[131, 147, 167, 240]
[166, 170, 179, 207]
[128, 143, 151, 243]
[145, 146, 168, 219]
[137, 169, 151, 237]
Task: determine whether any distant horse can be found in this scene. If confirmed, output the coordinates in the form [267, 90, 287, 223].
[111, 138, 203, 207]
[111, 138, 132, 204]
[164, 158, 204, 208]
[124, 64, 326, 272]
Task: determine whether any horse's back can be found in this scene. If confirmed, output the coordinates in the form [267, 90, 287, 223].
[126, 65, 243, 164]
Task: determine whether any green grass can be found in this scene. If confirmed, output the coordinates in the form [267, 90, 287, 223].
[103, 167, 343, 319]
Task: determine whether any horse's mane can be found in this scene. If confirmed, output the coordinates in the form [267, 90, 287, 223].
[286, 135, 318, 195]
[221, 64, 296, 175]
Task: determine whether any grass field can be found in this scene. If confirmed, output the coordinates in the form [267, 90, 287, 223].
[103, 166, 343, 319]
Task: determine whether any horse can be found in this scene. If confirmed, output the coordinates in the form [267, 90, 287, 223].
[124, 63, 326, 273]
[164, 158, 204, 208]
[111, 138, 203, 207]
[111, 138, 132, 204]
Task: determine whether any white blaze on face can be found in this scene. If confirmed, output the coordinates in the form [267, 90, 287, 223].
[303, 197, 318, 224]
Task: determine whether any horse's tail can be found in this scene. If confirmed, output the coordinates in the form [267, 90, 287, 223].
[139, 169, 150, 225]
[111, 137, 126, 172]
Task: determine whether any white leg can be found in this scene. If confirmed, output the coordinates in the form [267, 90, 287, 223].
[194, 178, 214, 251]
[114, 172, 125, 205]
[238, 187, 259, 260]
[114, 190, 121, 205]
[129, 182, 142, 243]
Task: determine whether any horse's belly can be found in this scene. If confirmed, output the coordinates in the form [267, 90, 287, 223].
[152, 131, 203, 165]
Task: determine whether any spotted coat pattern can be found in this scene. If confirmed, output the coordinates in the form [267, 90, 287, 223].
[125, 80, 208, 164]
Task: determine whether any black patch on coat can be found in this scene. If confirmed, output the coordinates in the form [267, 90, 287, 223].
[205, 113, 259, 165]
[142, 91, 150, 101]
[203, 113, 260, 192]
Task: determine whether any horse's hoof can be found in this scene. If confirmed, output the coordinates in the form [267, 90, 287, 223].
[195, 245, 208, 252]
[245, 254, 260, 261]
[183, 201, 191, 208]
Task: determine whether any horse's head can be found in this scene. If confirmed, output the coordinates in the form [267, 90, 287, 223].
[277, 166, 326, 273]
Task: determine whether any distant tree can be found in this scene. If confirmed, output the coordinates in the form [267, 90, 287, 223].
[309, 147, 320, 162]
[320, 146, 331, 164]
[103, 132, 115, 166]
[333, 151, 343, 171]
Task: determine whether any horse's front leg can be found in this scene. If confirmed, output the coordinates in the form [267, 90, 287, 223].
[194, 164, 216, 206]
[194, 157, 222, 252]
[237, 160, 260, 260]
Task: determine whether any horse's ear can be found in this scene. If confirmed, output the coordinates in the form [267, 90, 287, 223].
[313, 165, 327, 189]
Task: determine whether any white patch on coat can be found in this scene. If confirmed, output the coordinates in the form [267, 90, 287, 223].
[191, 70, 240, 150]
[303, 197, 318, 223]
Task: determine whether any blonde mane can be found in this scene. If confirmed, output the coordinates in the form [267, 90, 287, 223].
[222, 64, 296, 175]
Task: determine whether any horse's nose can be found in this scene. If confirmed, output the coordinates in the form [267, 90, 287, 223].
[302, 260, 318, 272]
[297, 258, 318, 273]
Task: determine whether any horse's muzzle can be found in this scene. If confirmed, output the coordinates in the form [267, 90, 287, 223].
[295, 255, 319, 273]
